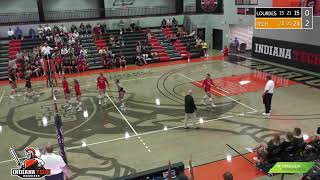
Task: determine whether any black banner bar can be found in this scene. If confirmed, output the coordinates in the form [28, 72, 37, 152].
[256, 8, 301, 18]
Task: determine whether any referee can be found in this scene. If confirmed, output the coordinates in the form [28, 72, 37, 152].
[262, 75, 274, 116]
[184, 90, 199, 129]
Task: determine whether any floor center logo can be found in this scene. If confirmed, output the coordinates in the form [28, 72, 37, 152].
[10, 147, 51, 179]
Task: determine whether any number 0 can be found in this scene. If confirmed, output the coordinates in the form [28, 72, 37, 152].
[305, 10, 310, 16]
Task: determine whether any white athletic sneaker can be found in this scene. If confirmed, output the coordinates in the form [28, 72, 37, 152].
[9, 95, 14, 99]
[98, 100, 101, 105]
[67, 105, 72, 110]
[211, 103, 216, 107]
[262, 113, 271, 116]
[76, 107, 82, 112]
[104, 98, 107, 103]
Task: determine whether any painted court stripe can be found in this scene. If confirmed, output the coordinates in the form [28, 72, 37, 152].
[0, 90, 5, 103]
[178, 73, 257, 113]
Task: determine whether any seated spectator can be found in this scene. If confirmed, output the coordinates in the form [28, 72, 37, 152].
[167, 18, 172, 28]
[223, 171, 233, 180]
[54, 34, 63, 48]
[195, 37, 202, 48]
[109, 34, 115, 47]
[172, 18, 178, 28]
[14, 27, 23, 40]
[177, 27, 187, 37]
[254, 134, 282, 163]
[61, 46, 69, 57]
[45, 29, 53, 42]
[170, 33, 177, 45]
[293, 127, 305, 153]
[53, 25, 60, 35]
[119, 55, 126, 68]
[60, 24, 68, 35]
[136, 41, 142, 55]
[8, 28, 14, 39]
[28, 28, 36, 39]
[79, 23, 85, 36]
[151, 49, 158, 59]
[80, 47, 87, 58]
[70, 24, 77, 33]
[146, 29, 152, 39]
[135, 54, 143, 66]
[72, 30, 79, 39]
[118, 35, 124, 47]
[16, 50, 23, 61]
[161, 18, 167, 28]
[85, 23, 92, 35]
[37, 25, 44, 39]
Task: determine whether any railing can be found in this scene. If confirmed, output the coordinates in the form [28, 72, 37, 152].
[44, 9, 102, 21]
[104, 6, 175, 17]
[184, 4, 196, 13]
[0, 12, 39, 24]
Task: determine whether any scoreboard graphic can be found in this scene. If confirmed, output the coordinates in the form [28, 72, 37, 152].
[255, 7, 313, 29]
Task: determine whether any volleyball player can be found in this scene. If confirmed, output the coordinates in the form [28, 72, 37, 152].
[96, 73, 110, 105]
[9, 70, 17, 99]
[62, 76, 72, 110]
[73, 79, 82, 111]
[24, 75, 36, 101]
[119, 87, 126, 111]
[202, 73, 216, 107]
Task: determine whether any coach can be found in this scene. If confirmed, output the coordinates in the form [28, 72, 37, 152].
[184, 90, 199, 129]
[262, 75, 274, 116]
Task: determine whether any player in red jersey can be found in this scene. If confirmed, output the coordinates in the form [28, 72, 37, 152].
[62, 76, 72, 110]
[96, 73, 110, 105]
[202, 73, 216, 107]
[119, 87, 126, 111]
[73, 79, 82, 111]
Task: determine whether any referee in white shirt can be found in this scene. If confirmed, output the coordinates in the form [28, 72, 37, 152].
[41, 144, 70, 180]
[262, 75, 274, 116]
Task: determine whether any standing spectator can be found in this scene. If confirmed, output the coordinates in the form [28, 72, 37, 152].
[79, 23, 85, 36]
[262, 75, 274, 116]
[40, 144, 70, 180]
[172, 18, 178, 28]
[93, 24, 101, 40]
[223, 45, 229, 56]
[44, 24, 51, 35]
[101, 23, 107, 34]
[8, 28, 14, 39]
[184, 90, 198, 129]
[161, 18, 167, 28]
[130, 21, 136, 32]
[14, 27, 23, 39]
[167, 18, 172, 28]
[201, 40, 208, 57]
[195, 37, 202, 48]
[85, 23, 92, 36]
[29, 28, 36, 39]
[41, 42, 53, 59]
[37, 25, 44, 39]
[146, 28, 152, 39]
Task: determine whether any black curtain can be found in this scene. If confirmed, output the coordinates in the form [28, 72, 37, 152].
[176, 0, 184, 14]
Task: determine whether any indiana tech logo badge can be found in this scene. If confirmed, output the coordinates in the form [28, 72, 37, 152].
[10, 147, 51, 179]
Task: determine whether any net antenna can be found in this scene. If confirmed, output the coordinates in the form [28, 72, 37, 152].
[113, 0, 134, 6]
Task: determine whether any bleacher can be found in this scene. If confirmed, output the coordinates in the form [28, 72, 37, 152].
[0, 26, 203, 80]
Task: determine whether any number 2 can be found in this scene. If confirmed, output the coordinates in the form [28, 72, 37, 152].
[305, 20, 310, 27]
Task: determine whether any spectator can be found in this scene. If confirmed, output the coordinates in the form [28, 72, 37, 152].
[40, 144, 70, 180]
[79, 23, 85, 36]
[29, 28, 36, 39]
[119, 55, 126, 68]
[109, 34, 115, 47]
[195, 37, 202, 48]
[85, 23, 92, 36]
[172, 18, 178, 28]
[254, 134, 282, 163]
[93, 24, 101, 40]
[161, 18, 167, 28]
[293, 127, 304, 143]
[14, 27, 23, 40]
[61, 46, 69, 57]
[118, 35, 124, 47]
[59, 24, 68, 35]
[72, 30, 79, 39]
[223, 46, 229, 56]
[70, 24, 77, 33]
[37, 25, 44, 39]
[44, 24, 51, 35]
[170, 33, 177, 45]
[146, 28, 152, 39]
[101, 23, 107, 34]
[53, 26, 60, 35]
[184, 90, 198, 129]
[130, 21, 136, 32]
[8, 58, 18, 76]
[167, 18, 172, 28]
[201, 40, 208, 57]
[151, 49, 158, 60]
[8, 28, 14, 39]
[41, 42, 53, 58]
[16, 50, 23, 61]
[223, 171, 233, 180]
[80, 47, 87, 58]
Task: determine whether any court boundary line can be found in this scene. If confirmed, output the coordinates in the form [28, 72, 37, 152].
[105, 92, 152, 153]
[0, 90, 5, 103]
[177, 73, 258, 114]
[0, 115, 233, 165]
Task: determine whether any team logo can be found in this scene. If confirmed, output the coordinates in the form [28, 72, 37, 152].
[10, 147, 51, 179]
[201, 0, 218, 12]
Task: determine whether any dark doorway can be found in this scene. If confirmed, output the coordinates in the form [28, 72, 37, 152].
[212, 29, 223, 50]
[197, 28, 205, 40]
